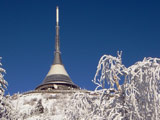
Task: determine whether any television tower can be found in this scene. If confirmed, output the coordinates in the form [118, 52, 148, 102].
[36, 6, 79, 90]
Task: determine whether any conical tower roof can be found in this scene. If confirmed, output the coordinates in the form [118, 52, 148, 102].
[36, 6, 79, 90]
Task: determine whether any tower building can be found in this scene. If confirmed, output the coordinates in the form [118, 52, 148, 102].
[36, 6, 79, 90]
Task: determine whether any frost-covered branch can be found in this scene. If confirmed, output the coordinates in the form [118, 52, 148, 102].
[93, 51, 127, 90]
[64, 91, 124, 120]
[0, 57, 10, 120]
[93, 52, 160, 120]
[0, 57, 7, 95]
[124, 57, 160, 120]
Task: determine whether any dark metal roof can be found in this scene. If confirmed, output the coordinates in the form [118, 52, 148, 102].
[43, 74, 74, 84]
[35, 74, 79, 90]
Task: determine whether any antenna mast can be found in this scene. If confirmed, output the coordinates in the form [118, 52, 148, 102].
[55, 6, 60, 53]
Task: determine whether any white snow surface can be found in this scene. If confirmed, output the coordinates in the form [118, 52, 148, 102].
[1, 89, 124, 120]
[10, 92, 73, 120]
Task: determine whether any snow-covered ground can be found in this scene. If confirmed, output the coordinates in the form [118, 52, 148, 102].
[1, 90, 119, 120]
[10, 92, 72, 120]
[0, 89, 123, 120]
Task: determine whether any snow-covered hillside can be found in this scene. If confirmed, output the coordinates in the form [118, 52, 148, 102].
[0, 53, 160, 120]
[10, 91, 78, 120]
[1, 89, 122, 120]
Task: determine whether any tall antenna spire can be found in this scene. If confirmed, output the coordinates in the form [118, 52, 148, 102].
[35, 6, 79, 90]
[53, 6, 62, 64]
[55, 6, 60, 52]
[56, 6, 59, 26]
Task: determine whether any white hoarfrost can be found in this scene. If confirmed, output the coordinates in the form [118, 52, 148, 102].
[93, 51, 127, 90]
[0, 57, 9, 119]
[0, 57, 7, 95]
[0, 53, 160, 120]
[9, 93, 71, 120]
[93, 52, 160, 120]
[123, 57, 160, 120]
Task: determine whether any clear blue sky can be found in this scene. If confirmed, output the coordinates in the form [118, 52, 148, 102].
[0, 0, 160, 95]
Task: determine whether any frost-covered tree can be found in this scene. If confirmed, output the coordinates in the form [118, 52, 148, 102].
[123, 57, 160, 120]
[64, 91, 124, 120]
[93, 53, 160, 120]
[0, 57, 9, 119]
[0, 57, 7, 96]
[64, 53, 160, 120]
[93, 51, 127, 91]
[34, 99, 44, 114]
